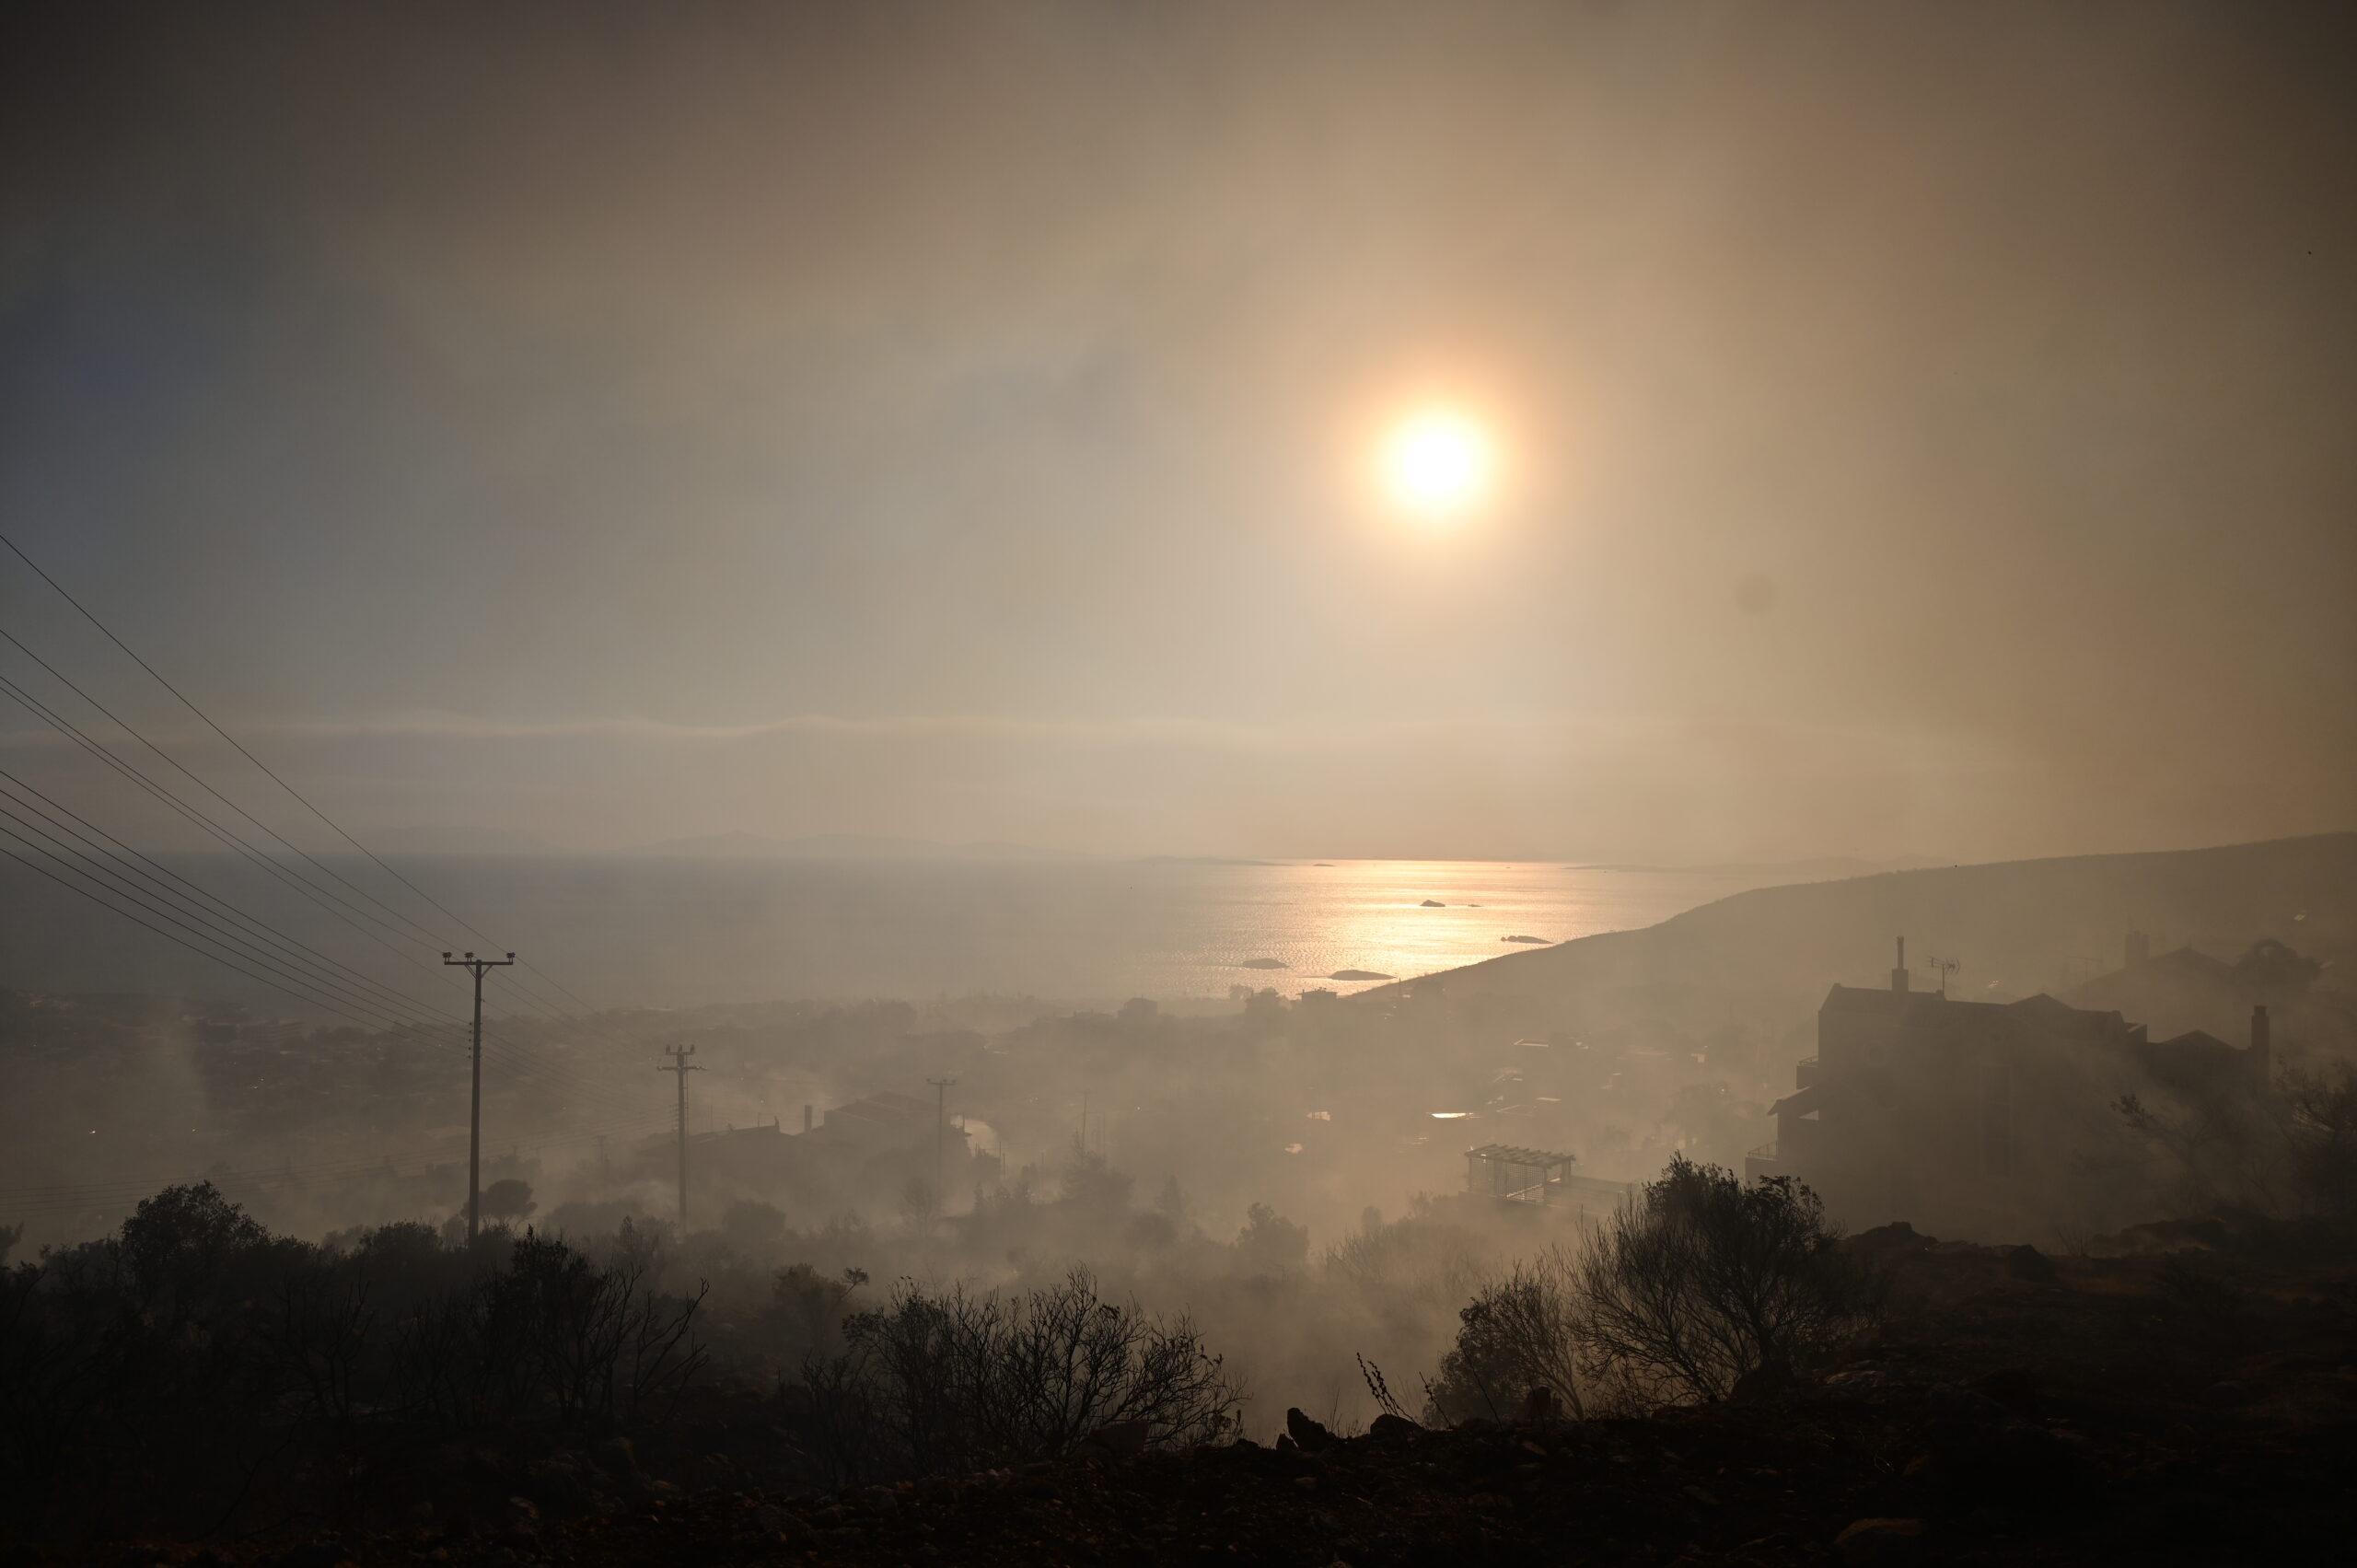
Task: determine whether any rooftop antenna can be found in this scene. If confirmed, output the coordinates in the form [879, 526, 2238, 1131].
[1923, 956, 1960, 996]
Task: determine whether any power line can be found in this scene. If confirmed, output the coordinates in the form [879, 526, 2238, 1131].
[0, 766, 482, 1028]
[0, 675, 635, 1100]
[0, 827, 397, 1033]
[0, 625, 447, 956]
[0, 668, 600, 1076]
[0, 546, 674, 1147]
[0, 791, 467, 1035]
[2, 529, 621, 1026]
[0, 1111, 678, 1217]
[0, 667, 460, 982]
[0, 715, 654, 1121]
[0, 808, 632, 1119]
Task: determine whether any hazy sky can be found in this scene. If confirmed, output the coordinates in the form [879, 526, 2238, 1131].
[3, 1, 2351, 863]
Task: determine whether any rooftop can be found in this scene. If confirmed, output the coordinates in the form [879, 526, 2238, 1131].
[1466, 1143, 1576, 1167]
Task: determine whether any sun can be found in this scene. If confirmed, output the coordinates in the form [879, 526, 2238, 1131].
[1381, 408, 1495, 519]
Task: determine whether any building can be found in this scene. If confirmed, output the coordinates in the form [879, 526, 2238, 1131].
[1747, 938, 2270, 1237]
[1464, 1142, 1637, 1216]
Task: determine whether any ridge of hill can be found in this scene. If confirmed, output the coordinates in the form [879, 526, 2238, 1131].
[1364, 832, 2356, 1024]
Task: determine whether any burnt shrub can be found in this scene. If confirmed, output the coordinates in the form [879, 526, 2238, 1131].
[1422, 1249, 1592, 1423]
[1573, 1157, 1881, 1404]
[780, 1268, 1239, 1484]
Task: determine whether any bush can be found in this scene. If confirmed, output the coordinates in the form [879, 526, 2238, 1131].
[1234, 1202, 1310, 1276]
[1573, 1158, 1880, 1404]
[782, 1268, 1239, 1483]
[1422, 1249, 1590, 1423]
[0, 1183, 708, 1545]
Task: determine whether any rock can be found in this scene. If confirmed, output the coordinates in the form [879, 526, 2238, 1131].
[1834, 1517, 1924, 1562]
[1821, 1369, 1891, 1399]
[1285, 1407, 1337, 1451]
[1367, 1412, 1422, 1441]
[2005, 1245, 2058, 1283]
[1976, 1366, 2043, 1411]
[266, 1543, 352, 1568]
[1086, 1419, 1153, 1458]
[1927, 1384, 2011, 1424]
[1420, 899, 1445, 908]
[1937, 1418, 2090, 1499]
[1846, 1221, 1935, 1258]
[1732, 1361, 1797, 1401]
[496, 1496, 540, 1551]
[524, 1458, 598, 1519]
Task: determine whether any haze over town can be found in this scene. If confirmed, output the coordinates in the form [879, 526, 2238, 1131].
[2, 4, 2353, 1563]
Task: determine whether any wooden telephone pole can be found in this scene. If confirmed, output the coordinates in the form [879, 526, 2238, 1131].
[660, 1045, 702, 1228]
[927, 1074, 958, 1214]
[444, 950, 515, 1243]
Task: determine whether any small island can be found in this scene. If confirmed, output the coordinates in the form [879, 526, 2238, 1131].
[1418, 898, 1445, 908]
[1237, 957, 1289, 970]
[1502, 934, 1550, 945]
[1329, 968, 1395, 981]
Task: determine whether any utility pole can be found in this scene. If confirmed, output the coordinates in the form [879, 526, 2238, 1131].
[660, 1045, 702, 1229]
[927, 1074, 958, 1214]
[444, 950, 515, 1243]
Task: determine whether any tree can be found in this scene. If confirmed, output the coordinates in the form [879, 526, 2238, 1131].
[119, 1180, 267, 1299]
[897, 1177, 941, 1232]
[481, 1178, 537, 1225]
[1234, 1202, 1309, 1275]
[720, 1199, 788, 1258]
[1059, 1143, 1133, 1215]
[1573, 1158, 1879, 1404]
[2119, 1062, 2357, 1239]
[1154, 1175, 1191, 1229]
[2232, 938, 2322, 995]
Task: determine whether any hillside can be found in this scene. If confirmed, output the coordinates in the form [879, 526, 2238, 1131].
[1364, 833, 2356, 1031]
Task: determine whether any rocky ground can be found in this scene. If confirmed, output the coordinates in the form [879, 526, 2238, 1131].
[58, 1230, 2357, 1567]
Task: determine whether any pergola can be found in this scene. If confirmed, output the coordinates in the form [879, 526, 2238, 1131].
[1465, 1144, 1575, 1204]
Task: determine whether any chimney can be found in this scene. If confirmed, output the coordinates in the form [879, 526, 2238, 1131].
[802, 1103, 814, 1134]
[2250, 1005, 2271, 1081]
[2126, 930, 2151, 970]
[1891, 935, 1910, 994]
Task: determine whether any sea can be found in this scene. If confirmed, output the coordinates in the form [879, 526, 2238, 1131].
[1, 854, 1792, 1012]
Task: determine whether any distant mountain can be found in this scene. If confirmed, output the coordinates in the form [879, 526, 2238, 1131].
[1366, 832, 2357, 1027]
[616, 831, 1083, 862]
[371, 824, 565, 856]
[1564, 855, 1949, 879]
